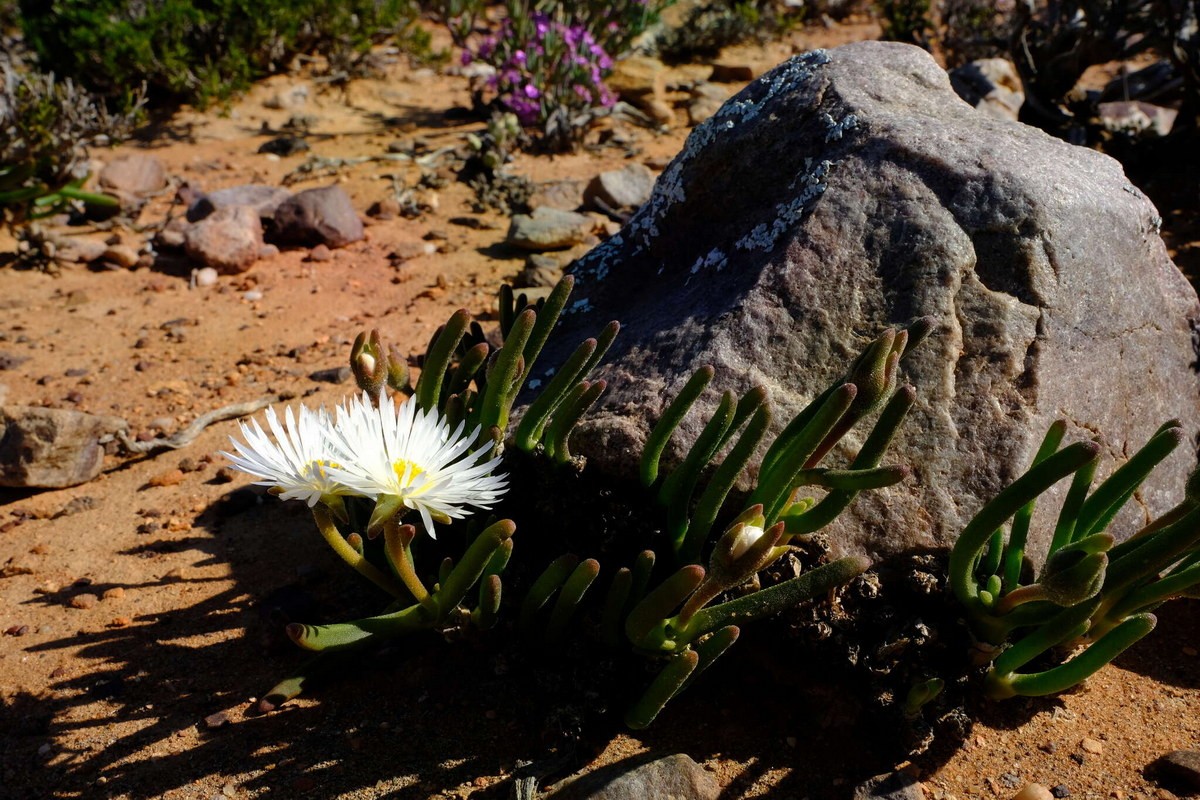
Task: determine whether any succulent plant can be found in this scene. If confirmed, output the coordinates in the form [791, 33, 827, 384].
[949, 419, 1200, 699]
[227, 275, 931, 727]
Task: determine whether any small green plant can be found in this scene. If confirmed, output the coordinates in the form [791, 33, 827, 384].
[950, 420, 1200, 699]
[656, 0, 803, 62]
[17, 0, 424, 108]
[0, 66, 140, 232]
[226, 276, 931, 727]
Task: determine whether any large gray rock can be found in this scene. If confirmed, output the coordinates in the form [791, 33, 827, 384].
[534, 42, 1200, 563]
[0, 406, 127, 488]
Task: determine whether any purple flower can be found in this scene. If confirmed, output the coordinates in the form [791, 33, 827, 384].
[522, 83, 541, 100]
[513, 49, 527, 66]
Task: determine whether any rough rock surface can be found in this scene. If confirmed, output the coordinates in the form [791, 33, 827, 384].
[0, 406, 127, 488]
[853, 772, 925, 800]
[532, 42, 1200, 563]
[585, 164, 656, 215]
[948, 58, 1025, 121]
[186, 184, 293, 222]
[272, 185, 364, 248]
[98, 154, 168, 197]
[507, 206, 594, 251]
[546, 754, 720, 800]
[184, 205, 264, 274]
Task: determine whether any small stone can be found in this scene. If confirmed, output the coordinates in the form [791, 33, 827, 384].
[273, 185, 364, 248]
[688, 82, 730, 126]
[99, 154, 168, 198]
[187, 184, 292, 223]
[194, 267, 219, 288]
[184, 205, 264, 274]
[1051, 786, 1070, 798]
[258, 244, 279, 258]
[148, 469, 186, 487]
[584, 163, 656, 214]
[309, 366, 352, 384]
[100, 244, 140, 269]
[388, 241, 437, 261]
[546, 754, 719, 800]
[1182, 645, 1197, 657]
[102, 587, 125, 600]
[507, 206, 593, 251]
[257, 136, 309, 156]
[243, 290, 263, 302]
[204, 709, 234, 729]
[70, 593, 98, 609]
[4, 624, 29, 636]
[1001, 773, 1023, 788]
[710, 62, 755, 82]
[529, 179, 586, 212]
[214, 467, 237, 484]
[1081, 737, 1104, 755]
[58, 236, 109, 263]
[108, 616, 132, 628]
[852, 772, 923, 799]
[367, 196, 401, 218]
[263, 84, 309, 110]
[306, 244, 333, 262]
[520, 253, 563, 288]
[1013, 785, 1055, 800]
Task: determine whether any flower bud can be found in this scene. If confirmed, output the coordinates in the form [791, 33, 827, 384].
[729, 524, 766, 561]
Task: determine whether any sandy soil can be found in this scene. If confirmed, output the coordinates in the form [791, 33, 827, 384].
[1, 20, 1198, 800]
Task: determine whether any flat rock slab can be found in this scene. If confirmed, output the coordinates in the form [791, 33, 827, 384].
[545, 754, 720, 800]
[532, 41, 1200, 564]
[508, 206, 594, 251]
[0, 406, 127, 488]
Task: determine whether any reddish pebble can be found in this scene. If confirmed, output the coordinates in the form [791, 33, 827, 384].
[108, 616, 132, 628]
[70, 593, 98, 609]
[4, 624, 30, 636]
[148, 469, 186, 487]
[102, 587, 125, 600]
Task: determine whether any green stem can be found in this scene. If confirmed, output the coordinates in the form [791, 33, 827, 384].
[313, 506, 407, 599]
[287, 603, 432, 652]
[1004, 421, 1069, 589]
[988, 613, 1156, 699]
[625, 651, 698, 730]
[948, 441, 1099, 633]
[677, 556, 868, 644]
[640, 367, 714, 487]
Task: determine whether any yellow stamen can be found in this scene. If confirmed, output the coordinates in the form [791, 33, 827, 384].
[393, 459, 431, 494]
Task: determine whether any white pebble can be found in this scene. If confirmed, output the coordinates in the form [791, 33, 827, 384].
[243, 290, 263, 302]
[195, 267, 219, 288]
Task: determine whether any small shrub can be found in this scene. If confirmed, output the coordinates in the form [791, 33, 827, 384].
[937, 0, 1017, 67]
[0, 66, 142, 226]
[17, 0, 423, 108]
[874, 0, 933, 49]
[656, 1, 804, 63]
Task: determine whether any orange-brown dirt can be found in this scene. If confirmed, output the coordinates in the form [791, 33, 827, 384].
[1, 20, 1198, 800]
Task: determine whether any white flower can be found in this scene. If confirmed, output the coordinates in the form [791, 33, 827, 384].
[222, 403, 355, 506]
[327, 392, 508, 536]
